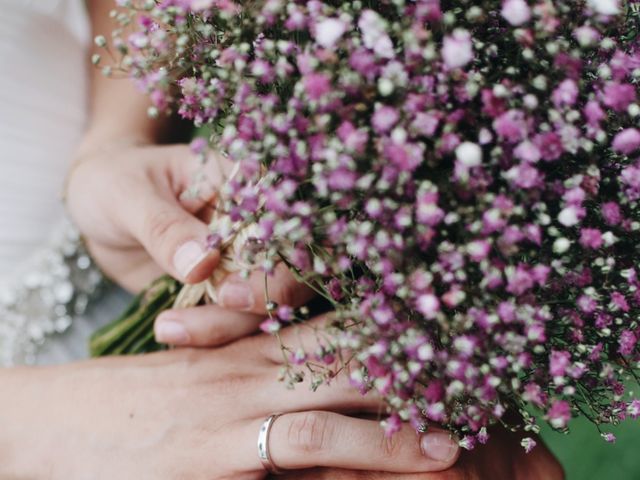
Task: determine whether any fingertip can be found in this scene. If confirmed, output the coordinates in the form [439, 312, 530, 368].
[419, 432, 460, 469]
[180, 247, 220, 284]
[154, 314, 191, 345]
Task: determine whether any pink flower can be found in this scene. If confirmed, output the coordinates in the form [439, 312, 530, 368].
[549, 350, 571, 377]
[618, 330, 636, 356]
[627, 400, 640, 419]
[584, 100, 605, 126]
[372, 106, 400, 134]
[611, 292, 630, 312]
[412, 112, 441, 137]
[506, 163, 543, 189]
[535, 132, 564, 161]
[501, 0, 531, 26]
[552, 79, 579, 108]
[303, 73, 332, 100]
[601, 201, 622, 225]
[493, 110, 528, 143]
[612, 128, 640, 155]
[442, 29, 474, 69]
[579, 228, 603, 249]
[514, 141, 541, 163]
[603, 82, 636, 112]
[547, 400, 571, 429]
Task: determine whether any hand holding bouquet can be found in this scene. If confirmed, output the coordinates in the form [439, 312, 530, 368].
[93, 0, 640, 450]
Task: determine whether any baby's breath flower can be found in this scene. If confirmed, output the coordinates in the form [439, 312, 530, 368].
[106, 0, 640, 450]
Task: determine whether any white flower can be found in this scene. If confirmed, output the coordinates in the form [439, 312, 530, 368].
[455, 142, 483, 167]
[190, 0, 215, 11]
[558, 206, 580, 227]
[416, 293, 440, 319]
[501, 0, 531, 26]
[442, 29, 474, 69]
[315, 18, 347, 49]
[417, 344, 434, 361]
[358, 10, 395, 59]
[553, 237, 571, 254]
[587, 0, 620, 15]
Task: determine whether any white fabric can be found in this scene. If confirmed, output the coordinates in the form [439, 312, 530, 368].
[0, 0, 89, 275]
[0, 0, 130, 365]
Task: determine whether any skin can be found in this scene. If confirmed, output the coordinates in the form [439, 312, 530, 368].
[0, 318, 460, 479]
[274, 427, 565, 480]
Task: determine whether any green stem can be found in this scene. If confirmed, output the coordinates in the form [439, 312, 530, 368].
[90, 276, 180, 357]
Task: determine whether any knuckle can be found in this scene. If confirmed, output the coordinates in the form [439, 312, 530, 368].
[287, 411, 333, 454]
[145, 209, 182, 240]
[202, 327, 229, 346]
[378, 431, 402, 460]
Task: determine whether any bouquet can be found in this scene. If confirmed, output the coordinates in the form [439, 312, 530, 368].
[92, 0, 640, 449]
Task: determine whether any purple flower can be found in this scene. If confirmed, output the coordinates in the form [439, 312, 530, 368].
[603, 82, 636, 112]
[618, 330, 636, 356]
[552, 79, 579, 108]
[548, 400, 571, 429]
[584, 100, 605, 126]
[493, 110, 528, 143]
[627, 400, 640, 419]
[579, 228, 603, 249]
[372, 106, 400, 134]
[535, 132, 564, 161]
[612, 128, 640, 155]
[601, 202, 622, 225]
[303, 73, 332, 100]
[550, 350, 571, 377]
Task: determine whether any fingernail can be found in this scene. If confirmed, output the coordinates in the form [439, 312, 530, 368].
[218, 280, 254, 311]
[420, 432, 459, 463]
[155, 320, 190, 345]
[173, 241, 207, 279]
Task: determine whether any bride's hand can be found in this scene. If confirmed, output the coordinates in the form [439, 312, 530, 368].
[66, 142, 314, 297]
[0, 318, 459, 480]
[67, 143, 222, 292]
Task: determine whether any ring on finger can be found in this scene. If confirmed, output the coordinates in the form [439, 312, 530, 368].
[258, 413, 284, 475]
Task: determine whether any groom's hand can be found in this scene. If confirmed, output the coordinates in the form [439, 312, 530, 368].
[153, 262, 315, 347]
[272, 428, 564, 480]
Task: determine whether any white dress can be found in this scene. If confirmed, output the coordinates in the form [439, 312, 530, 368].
[0, 0, 130, 366]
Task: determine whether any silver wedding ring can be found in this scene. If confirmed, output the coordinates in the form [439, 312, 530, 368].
[258, 413, 284, 475]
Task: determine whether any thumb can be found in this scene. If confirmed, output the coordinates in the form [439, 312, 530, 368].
[130, 194, 220, 284]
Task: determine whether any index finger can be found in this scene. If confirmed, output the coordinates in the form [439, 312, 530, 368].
[216, 262, 317, 315]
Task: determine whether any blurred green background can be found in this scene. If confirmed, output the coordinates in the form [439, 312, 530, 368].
[540, 418, 640, 479]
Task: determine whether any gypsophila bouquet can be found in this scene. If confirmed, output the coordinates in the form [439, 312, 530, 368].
[92, 0, 640, 449]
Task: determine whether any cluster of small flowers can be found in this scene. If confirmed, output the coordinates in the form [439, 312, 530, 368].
[104, 0, 640, 448]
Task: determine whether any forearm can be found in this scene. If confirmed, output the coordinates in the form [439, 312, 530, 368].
[79, 1, 171, 156]
[0, 367, 51, 478]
